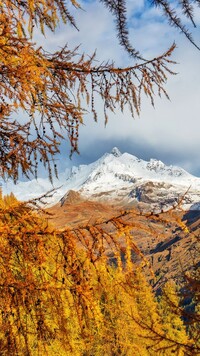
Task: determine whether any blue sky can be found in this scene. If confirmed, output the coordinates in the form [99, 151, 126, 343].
[32, 1, 200, 178]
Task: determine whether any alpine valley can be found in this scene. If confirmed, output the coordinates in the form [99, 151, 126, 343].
[2, 148, 200, 290]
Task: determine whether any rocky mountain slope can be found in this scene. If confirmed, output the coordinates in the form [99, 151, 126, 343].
[3, 147, 200, 211]
[2, 147, 199, 289]
[46, 189, 199, 291]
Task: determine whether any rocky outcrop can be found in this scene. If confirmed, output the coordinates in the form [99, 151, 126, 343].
[60, 190, 83, 206]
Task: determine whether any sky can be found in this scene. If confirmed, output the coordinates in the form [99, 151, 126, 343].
[48, 0, 200, 177]
[11, 0, 200, 182]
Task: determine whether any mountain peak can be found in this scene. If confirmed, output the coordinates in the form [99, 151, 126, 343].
[2, 148, 200, 211]
[110, 147, 122, 157]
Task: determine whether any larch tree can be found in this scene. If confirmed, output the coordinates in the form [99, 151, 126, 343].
[0, 193, 196, 355]
[0, 2, 200, 355]
[0, 0, 200, 182]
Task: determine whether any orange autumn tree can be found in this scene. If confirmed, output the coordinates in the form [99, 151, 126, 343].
[1, 1, 200, 355]
[0, 192, 195, 356]
[1, 1, 200, 181]
[2, 0, 198, 182]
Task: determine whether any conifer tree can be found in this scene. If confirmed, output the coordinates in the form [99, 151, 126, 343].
[158, 281, 191, 355]
[0, 2, 200, 355]
[0, 193, 197, 355]
[182, 266, 200, 352]
[0, 0, 199, 181]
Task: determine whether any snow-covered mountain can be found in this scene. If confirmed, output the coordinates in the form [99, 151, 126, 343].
[2, 147, 200, 210]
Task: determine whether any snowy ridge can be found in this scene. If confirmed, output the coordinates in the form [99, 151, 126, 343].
[2, 147, 200, 210]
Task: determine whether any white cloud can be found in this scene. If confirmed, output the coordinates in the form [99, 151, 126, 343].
[34, 1, 200, 177]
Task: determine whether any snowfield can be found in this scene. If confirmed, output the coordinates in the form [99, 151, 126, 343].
[2, 147, 200, 210]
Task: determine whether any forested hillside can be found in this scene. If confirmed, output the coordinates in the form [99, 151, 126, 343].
[1, 1, 200, 354]
[0, 191, 199, 355]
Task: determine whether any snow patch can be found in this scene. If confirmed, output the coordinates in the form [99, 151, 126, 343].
[2, 147, 200, 210]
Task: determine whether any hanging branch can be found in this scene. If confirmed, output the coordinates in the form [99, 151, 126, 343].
[0, 23, 176, 181]
[100, 0, 144, 60]
[152, 0, 200, 50]
[102, 0, 200, 52]
[0, 0, 199, 181]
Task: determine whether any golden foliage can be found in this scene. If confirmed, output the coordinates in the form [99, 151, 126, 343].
[0, 194, 198, 355]
[0, 1, 200, 352]
[0, 0, 177, 182]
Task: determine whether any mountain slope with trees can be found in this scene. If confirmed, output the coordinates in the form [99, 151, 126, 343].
[0, 191, 199, 355]
[0, 1, 200, 354]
